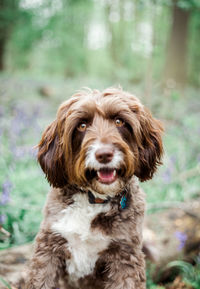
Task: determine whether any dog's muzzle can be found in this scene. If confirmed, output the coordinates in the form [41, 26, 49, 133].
[85, 142, 124, 185]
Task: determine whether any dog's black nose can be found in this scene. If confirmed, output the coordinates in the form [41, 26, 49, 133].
[95, 147, 114, 163]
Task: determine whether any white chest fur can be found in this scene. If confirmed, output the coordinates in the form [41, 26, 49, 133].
[52, 193, 111, 281]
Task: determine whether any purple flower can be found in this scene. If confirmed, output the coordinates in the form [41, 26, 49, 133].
[0, 214, 6, 224]
[8, 106, 41, 159]
[162, 155, 176, 184]
[162, 168, 172, 184]
[11, 146, 37, 160]
[0, 179, 12, 205]
[175, 231, 187, 251]
[169, 155, 176, 165]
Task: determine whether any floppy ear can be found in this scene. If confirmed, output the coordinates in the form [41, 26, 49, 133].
[37, 120, 68, 188]
[135, 107, 164, 182]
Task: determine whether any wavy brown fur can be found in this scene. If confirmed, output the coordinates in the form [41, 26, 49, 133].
[25, 88, 163, 289]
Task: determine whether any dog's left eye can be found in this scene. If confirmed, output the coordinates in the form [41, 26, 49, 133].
[115, 118, 124, 127]
[77, 122, 87, 132]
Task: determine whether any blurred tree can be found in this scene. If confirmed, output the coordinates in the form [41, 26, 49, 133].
[0, 0, 199, 87]
[163, 0, 200, 86]
[8, 8, 43, 70]
[104, 0, 138, 81]
[39, 0, 92, 76]
[0, 0, 19, 70]
[0, 0, 42, 71]
[188, 8, 200, 86]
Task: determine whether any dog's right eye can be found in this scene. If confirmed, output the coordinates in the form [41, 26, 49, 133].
[77, 122, 87, 132]
[115, 118, 125, 127]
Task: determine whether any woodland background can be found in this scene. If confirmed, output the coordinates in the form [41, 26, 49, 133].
[0, 0, 200, 288]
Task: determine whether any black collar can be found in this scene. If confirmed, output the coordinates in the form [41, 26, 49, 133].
[88, 190, 110, 204]
[87, 190, 128, 210]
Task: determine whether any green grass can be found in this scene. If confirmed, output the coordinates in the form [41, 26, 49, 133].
[0, 277, 13, 289]
[167, 259, 200, 289]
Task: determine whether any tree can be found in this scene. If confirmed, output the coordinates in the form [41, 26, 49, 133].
[0, 0, 20, 70]
[163, 0, 200, 86]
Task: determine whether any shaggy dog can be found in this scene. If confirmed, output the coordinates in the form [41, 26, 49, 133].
[25, 88, 163, 289]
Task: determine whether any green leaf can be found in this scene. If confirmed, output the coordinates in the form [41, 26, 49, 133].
[0, 277, 12, 289]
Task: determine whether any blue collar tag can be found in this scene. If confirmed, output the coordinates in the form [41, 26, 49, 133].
[120, 195, 127, 210]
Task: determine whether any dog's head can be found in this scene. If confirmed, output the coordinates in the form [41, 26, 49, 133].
[38, 88, 163, 195]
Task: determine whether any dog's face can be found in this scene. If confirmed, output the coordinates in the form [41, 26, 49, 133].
[38, 88, 163, 196]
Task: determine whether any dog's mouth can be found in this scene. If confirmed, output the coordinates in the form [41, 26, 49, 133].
[86, 168, 120, 184]
[97, 168, 118, 184]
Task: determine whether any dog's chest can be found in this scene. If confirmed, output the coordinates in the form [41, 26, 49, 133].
[52, 193, 111, 281]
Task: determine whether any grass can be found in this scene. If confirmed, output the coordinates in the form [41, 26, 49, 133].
[146, 259, 200, 289]
[0, 277, 12, 289]
[166, 259, 200, 289]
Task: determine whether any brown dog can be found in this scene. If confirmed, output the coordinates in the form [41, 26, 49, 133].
[25, 88, 163, 289]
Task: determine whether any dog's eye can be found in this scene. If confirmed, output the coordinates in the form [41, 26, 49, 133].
[115, 118, 124, 127]
[77, 122, 87, 132]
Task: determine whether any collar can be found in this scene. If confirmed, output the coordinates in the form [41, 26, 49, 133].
[88, 190, 110, 204]
[87, 190, 128, 210]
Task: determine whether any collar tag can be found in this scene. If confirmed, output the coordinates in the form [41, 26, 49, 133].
[120, 195, 127, 210]
[88, 190, 127, 209]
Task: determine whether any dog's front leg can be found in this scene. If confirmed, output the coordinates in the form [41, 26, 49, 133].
[25, 230, 67, 289]
[104, 243, 146, 289]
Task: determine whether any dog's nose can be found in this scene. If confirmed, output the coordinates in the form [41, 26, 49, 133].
[95, 147, 114, 164]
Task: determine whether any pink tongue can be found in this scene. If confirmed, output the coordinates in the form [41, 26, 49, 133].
[98, 170, 116, 183]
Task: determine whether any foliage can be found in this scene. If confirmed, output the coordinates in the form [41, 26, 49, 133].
[0, 276, 12, 289]
[0, 0, 199, 85]
[167, 259, 200, 288]
[146, 263, 165, 289]
[141, 87, 200, 206]
[0, 0, 20, 32]
[177, 0, 200, 10]
[0, 77, 49, 248]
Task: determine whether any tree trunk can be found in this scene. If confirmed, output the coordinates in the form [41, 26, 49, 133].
[163, 1, 190, 86]
[0, 0, 8, 71]
[0, 0, 19, 71]
[0, 33, 6, 71]
[105, 0, 125, 68]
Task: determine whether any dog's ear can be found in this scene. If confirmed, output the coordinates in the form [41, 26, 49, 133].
[135, 107, 164, 182]
[37, 120, 68, 188]
[37, 96, 82, 187]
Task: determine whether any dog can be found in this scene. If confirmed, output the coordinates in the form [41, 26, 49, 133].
[25, 87, 163, 289]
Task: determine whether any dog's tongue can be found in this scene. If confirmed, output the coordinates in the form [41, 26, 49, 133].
[97, 169, 117, 184]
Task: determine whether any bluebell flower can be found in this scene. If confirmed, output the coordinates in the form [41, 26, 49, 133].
[162, 168, 172, 184]
[162, 155, 176, 184]
[0, 214, 6, 224]
[0, 179, 12, 205]
[175, 231, 187, 251]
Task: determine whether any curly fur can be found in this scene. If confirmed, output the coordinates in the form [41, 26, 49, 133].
[25, 87, 163, 289]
